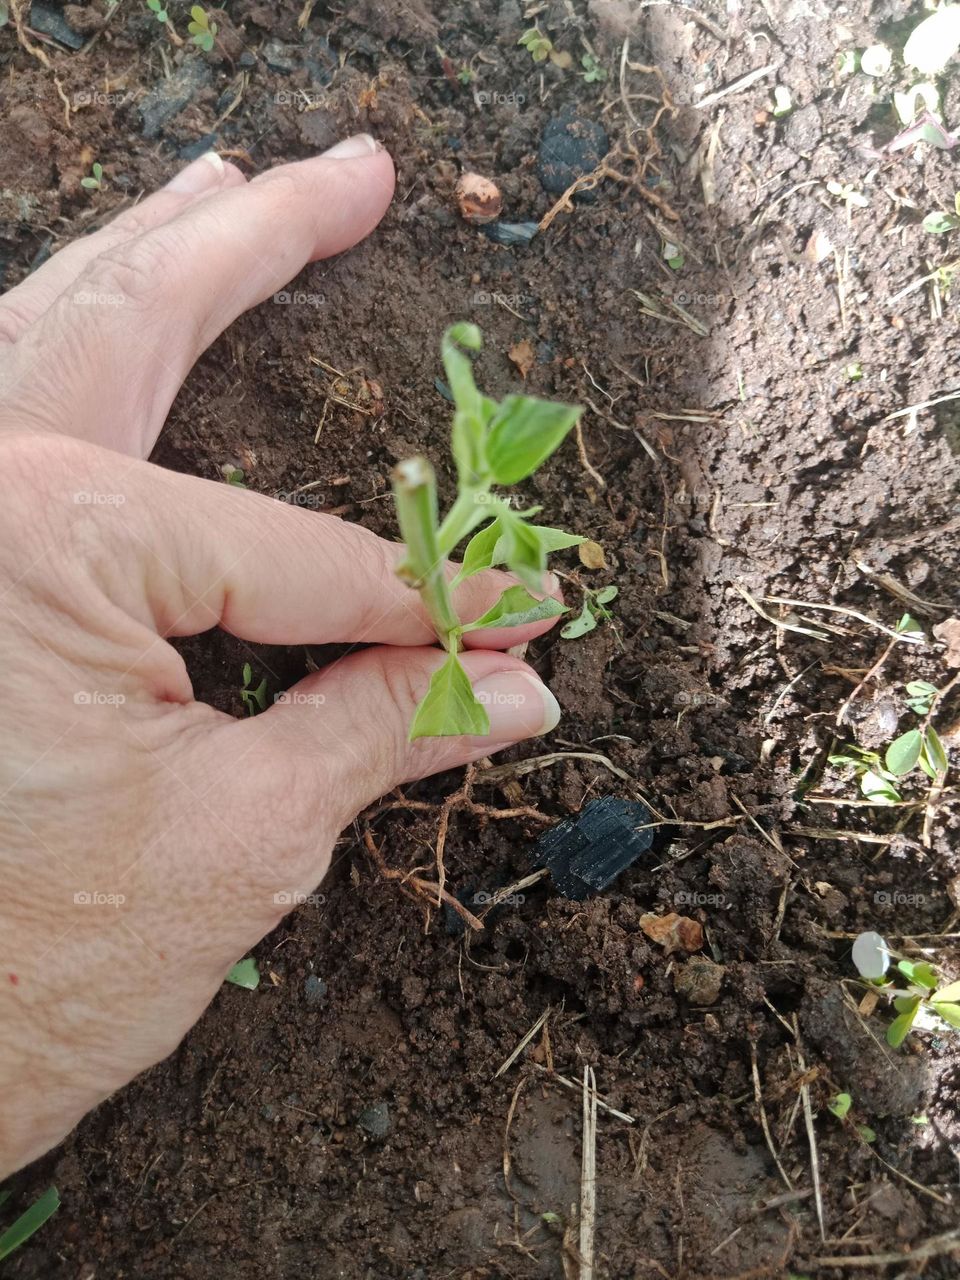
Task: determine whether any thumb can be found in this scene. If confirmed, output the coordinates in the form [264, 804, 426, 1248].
[236, 646, 561, 827]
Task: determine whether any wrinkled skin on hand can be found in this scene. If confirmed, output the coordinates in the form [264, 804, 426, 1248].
[0, 138, 563, 1176]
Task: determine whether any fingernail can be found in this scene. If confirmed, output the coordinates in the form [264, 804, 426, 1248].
[321, 133, 380, 160]
[472, 670, 561, 738]
[165, 151, 225, 194]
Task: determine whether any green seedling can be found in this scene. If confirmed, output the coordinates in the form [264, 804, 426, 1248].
[240, 663, 268, 716]
[825, 1092, 875, 1141]
[904, 679, 938, 715]
[222, 464, 246, 486]
[860, 44, 891, 77]
[561, 585, 618, 640]
[0, 1186, 60, 1261]
[518, 27, 572, 69]
[80, 161, 104, 192]
[662, 239, 684, 269]
[923, 193, 960, 235]
[225, 956, 260, 989]
[187, 3, 217, 51]
[845, 361, 863, 381]
[826, 179, 869, 218]
[828, 744, 902, 804]
[852, 931, 960, 1047]
[580, 52, 607, 83]
[391, 324, 583, 739]
[146, 0, 169, 21]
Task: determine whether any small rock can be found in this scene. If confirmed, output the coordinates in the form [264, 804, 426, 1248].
[262, 38, 300, 73]
[304, 974, 327, 1005]
[640, 912, 704, 955]
[455, 172, 502, 224]
[537, 111, 608, 202]
[674, 956, 724, 1005]
[357, 1101, 390, 1139]
[933, 617, 960, 667]
[481, 221, 538, 247]
[29, 1, 84, 49]
[782, 103, 822, 155]
[305, 36, 337, 87]
[140, 60, 213, 139]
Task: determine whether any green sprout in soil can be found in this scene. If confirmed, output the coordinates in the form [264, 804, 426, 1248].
[845, 361, 863, 381]
[852, 931, 960, 1047]
[145, 0, 169, 22]
[80, 162, 104, 192]
[240, 663, 268, 716]
[923, 193, 960, 235]
[391, 324, 583, 740]
[225, 956, 260, 989]
[771, 85, 792, 117]
[580, 53, 607, 83]
[561, 585, 618, 640]
[518, 27, 572, 69]
[0, 1186, 60, 1261]
[826, 1092, 876, 1142]
[221, 463, 246, 487]
[187, 3, 217, 51]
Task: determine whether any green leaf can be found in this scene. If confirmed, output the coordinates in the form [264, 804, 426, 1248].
[827, 1092, 852, 1119]
[922, 211, 960, 234]
[409, 653, 490, 740]
[498, 515, 548, 593]
[932, 1001, 960, 1028]
[857, 1124, 877, 1143]
[190, 3, 207, 21]
[860, 44, 891, 76]
[860, 770, 901, 804]
[561, 600, 598, 640]
[460, 585, 567, 634]
[242, 662, 252, 686]
[887, 1001, 919, 1047]
[0, 1187, 60, 1261]
[452, 517, 504, 584]
[895, 613, 924, 638]
[595, 585, 618, 605]
[225, 956, 260, 989]
[934, 980, 960, 1003]
[897, 960, 938, 990]
[486, 395, 582, 485]
[922, 726, 948, 774]
[884, 729, 922, 777]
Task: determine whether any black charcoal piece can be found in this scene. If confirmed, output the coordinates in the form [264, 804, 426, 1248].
[480, 220, 539, 247]
[535, 797, 654, 900]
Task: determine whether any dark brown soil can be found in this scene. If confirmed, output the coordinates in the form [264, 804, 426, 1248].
[3, 1, 960, 1277]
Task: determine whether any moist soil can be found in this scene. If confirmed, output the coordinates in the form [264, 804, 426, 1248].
[3, 1, 960, 1277]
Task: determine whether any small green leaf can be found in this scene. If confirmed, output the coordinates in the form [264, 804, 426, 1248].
[895, 613, 924, 638]
[860, 770, 901, 804]
[922, 211, 960, 235]
[561, 600, 598, 640]
[595, 585, 618, 605]
[242, 662, 252, 686]
[827, 1092, 852, 1119]
[887, 1000, 919, 1047]
[441, 324, 482, 417]
[857, 1125, 877, 1143]
[885, 729, 923, 777]
[460, 585, 567, 634]
[932, 1001, 960, 1028]
[0, 1187, 60, 1261]
[226, 956, 260, 989]
[498, 515, 548, 593]
[933, 979, 960, 1003]
[922, 726, 948, 774]
[409, 653, 490, 740]
[453, 517, 504, 584]
[486, 395, 582, 485]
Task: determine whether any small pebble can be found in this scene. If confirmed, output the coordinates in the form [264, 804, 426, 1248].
[304, 974, 327, 1005]
[455, 173, 503, 224]
[357, 1101, 391, 1139]
[537, 111, 608, 202]
[673, 956, 725, 1006]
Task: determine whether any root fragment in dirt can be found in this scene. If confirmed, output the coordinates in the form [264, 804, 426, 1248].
[578, 1065, 598, 1280]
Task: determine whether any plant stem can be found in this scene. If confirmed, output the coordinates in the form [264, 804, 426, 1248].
[437, 487, 489, 556]
[392, 457, 462, 651]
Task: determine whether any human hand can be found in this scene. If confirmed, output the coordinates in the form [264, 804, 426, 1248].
[0, 138, 563, 1176]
